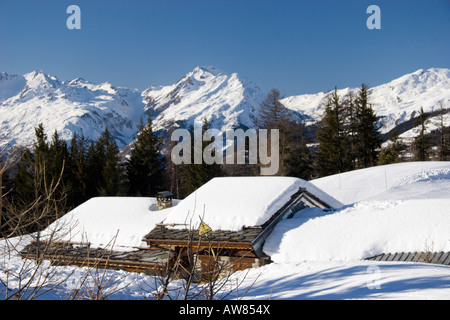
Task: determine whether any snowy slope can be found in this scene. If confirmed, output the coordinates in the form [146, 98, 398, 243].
[310, 161, 450, 205]
[281, 68, 450, 135]
[141, 66, 267, 132]
[0, 71, 143, 148]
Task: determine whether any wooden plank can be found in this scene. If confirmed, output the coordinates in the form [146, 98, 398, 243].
[386, 253, 395, 261]
[399, 252, 409, 262]
[379, 254, 389, 261]
[364, 252, 450, 265]
[443, 252, 450, 265]
[435, 252, 446, 265]
[392, 253, 402, 262]
[405, 252, 415, 262]
[430, 252, 441, 264]
[374, 254, 383, 261]
[411, 252, 421, 262]
[145, 238, 253, 250]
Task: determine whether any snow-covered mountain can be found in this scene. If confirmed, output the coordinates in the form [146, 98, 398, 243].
[141, 66, 267, 132]
[0, 66, 269, 150]
[1, 67, 449, 151]
[281, 68, 450, 138]
[0, 71, 143, 149]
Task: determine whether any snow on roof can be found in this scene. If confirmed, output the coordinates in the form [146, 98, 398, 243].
[162, 176, 343, 232]
[264, 198, 450, 263]
[44, 197, 177, 251]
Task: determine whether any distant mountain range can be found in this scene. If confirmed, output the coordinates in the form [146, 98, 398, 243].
[1, 66, 449, 152]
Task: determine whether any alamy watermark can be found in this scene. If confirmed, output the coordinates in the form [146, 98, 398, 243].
[367, 5, 381, 30]
[66, 5, 81, 30]
[171, 125, 280, 176]
[66, 4, 380, 31]
[366, 265, 382, 290]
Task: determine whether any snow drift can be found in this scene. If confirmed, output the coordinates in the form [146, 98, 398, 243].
[264, 199, 450, 263]
[264, 161, 450, 264]
[310, 161, 450, 205]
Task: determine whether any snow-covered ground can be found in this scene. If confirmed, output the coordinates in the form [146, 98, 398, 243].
[1, 161, 450, 300]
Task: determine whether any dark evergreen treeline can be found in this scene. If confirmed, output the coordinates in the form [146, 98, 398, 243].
[13, 124, 127, 209]
[316, 84, 382, 176]
[3, 84, 450, 212]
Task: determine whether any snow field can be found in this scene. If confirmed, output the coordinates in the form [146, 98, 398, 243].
[2, 161, 450, 299]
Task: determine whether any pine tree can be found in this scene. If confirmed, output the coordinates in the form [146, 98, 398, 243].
[48, 130, 69, 184]
[13, 148, 35, 205]
[354, 84, 381, 168]
[127, 114, 167, 196]
[444, 126, 450, 161]
[200, 117, 224, 180]
[31, 123, 51, 200]
[12, 125, 50, 206]
[103, 138, 123, 195]
[316, 88, 351, 177]
[85, 140, 101, 198]
[257, 89, 291, 129]
[437, 102, 449, 161]
[46, 129, 71, 207]
[180, 118, 224, 197]
[342, 91, 358, 169]
[412, 107, 431, 161]
[164, 120, 183, 199]
[12, 125, 68, 230]
[68, 132, 89, 206]
[256, 88, 293, 176]
[378, 130, 407, 165]
[96, 128, 124, 196]
[180, 124, 205, 197]
[285, 124, 315, 180]
[32, 124, 49, 177]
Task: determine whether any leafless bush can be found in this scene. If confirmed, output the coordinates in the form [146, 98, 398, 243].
[1, 128, 132, 300]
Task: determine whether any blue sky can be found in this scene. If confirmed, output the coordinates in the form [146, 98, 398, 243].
[0, 0, 449, 96]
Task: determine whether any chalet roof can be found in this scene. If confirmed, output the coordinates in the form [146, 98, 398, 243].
[143, 184, 337, 257]
[144, 226, 261, 250]
[161, 177, 342, 232]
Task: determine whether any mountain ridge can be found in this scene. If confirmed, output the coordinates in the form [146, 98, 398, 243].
[1, 67, 449, 151]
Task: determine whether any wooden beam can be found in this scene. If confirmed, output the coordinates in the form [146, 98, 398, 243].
[144, 238, 254, 250]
